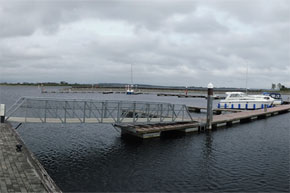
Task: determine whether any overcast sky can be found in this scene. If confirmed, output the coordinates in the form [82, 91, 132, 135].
[0, 0, 289, 88]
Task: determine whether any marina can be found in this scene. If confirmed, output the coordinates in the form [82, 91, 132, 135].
[3, 92, 290, 140]
[1, 0, 289, 192]
[0, 86, 289, 192]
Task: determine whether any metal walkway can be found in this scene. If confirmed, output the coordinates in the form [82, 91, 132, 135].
[6, 97, 193, 125]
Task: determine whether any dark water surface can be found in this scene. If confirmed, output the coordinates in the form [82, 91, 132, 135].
[1, 86, 289, 192]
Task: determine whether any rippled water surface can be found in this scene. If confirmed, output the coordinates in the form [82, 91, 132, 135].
[1, 86, 289, 192]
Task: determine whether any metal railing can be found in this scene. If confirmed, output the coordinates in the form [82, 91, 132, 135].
[6, 97, 193, 124]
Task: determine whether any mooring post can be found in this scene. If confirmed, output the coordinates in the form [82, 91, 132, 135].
[206, 83, 214, 130]
[0, 104, 6, 123]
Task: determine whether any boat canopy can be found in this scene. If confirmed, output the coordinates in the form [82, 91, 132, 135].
[263, 92, 282, 99]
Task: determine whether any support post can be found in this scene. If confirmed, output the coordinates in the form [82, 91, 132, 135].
[206, 83, 214, 130]
[117, 102, 121, 123]
[133, 103, 136, 124]
[171, 104, 175, 121]
[83, 101, 86, 123]
[0, 104, 5, 123]
[160, 104, 163, 122]
[146, 103, 150, 123]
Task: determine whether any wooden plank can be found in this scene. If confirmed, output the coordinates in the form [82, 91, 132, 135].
[118, 104, 290, 138]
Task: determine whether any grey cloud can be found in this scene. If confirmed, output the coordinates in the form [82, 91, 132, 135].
[206, 0, 290, 24]
[171, 13, 229, 34]
[0, 0, 289, 88]
[0, 1, 80, 37]
[0, 0, 196, 37]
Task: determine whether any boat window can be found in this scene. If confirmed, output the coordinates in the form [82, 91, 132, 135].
[230, 94, 240, 97]
[270, 93, 281, 99]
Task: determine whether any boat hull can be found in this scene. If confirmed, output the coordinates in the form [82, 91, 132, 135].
[218, 101, 273, 110]
[273, 100, 283, 105]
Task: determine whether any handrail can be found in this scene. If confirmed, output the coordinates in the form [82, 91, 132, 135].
[6, 97, 193, 124]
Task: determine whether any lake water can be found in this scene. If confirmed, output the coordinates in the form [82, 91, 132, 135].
[0, 86, 289, 192]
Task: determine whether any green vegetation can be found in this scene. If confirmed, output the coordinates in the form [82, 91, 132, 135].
[1, 81, 289, 94]
[280, 86, 290, 92]
[0, 81, 92, 87]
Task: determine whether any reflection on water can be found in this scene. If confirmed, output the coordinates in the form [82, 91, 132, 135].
[1, 86, 289, 192]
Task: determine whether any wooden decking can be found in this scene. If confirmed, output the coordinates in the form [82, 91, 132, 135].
[187, 106, 243, 114]
[116, 104, 290, 139]
[211, 104, 290, 127]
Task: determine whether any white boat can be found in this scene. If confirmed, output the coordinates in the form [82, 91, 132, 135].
[263, 92, 283, 105]
[126, 84, 135, 95]
[126, 64, 135, 95]
[218, 92, 274, 109]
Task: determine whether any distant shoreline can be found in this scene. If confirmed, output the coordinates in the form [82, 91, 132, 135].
[1, 83, 289, 94]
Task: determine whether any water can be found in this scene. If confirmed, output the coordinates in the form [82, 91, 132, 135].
[0, 86, 289, 192]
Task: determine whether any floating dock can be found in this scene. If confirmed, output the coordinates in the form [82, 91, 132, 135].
[187, 106, 243, 114]
[157, 93, 225, 99]
[116, 104, 290, 139]
[0, 123, 61, 192]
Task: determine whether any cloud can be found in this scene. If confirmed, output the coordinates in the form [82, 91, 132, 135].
[0, 0, 289, 88]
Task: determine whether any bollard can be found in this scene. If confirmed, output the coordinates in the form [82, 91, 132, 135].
[0, 104, 5, 123]
[206, 83, 214, 130]
[264, 104, 267, 112]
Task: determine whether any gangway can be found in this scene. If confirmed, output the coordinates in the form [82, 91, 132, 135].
[5, 97, 193, 125]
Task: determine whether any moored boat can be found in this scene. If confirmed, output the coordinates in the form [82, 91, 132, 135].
[262, 92, 283, 105]
[218, 92, 274, 109]
[126, 64, 135, 95]
[126, 84, 135, 95]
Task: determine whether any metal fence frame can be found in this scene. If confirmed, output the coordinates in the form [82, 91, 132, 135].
[6, 97, 193, 124]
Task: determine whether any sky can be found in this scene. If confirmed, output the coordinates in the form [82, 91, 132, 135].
[0, 0, 289, 89]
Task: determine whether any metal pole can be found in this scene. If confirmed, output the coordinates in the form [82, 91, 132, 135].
[171, 104, 175, 121]
[104, 102, 107, 118]
[64, 101, 67, 123]
[45, 100, 48, 123]
[206, 83, 214, 130]
[89, 101, 92, 118]
[25, 99, 28, 123]
[83, 101, 86, 123]
[160, 104, 163, 122]
[246, 62, 248, 95]
[101, 102, 104, 122]
[146, 103, 150, 123]
[182, 105, 185, 121]
[0, 104, 5, 123]
[133, 103, 136, 124]
[117, 102, 121, 123]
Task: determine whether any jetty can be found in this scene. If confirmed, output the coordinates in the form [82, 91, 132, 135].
[157, 93, 225, 99]
[187, 106, 243, 114]
[116, 104, 290, 138]
[2, 97, 290, 139]
[5, 97, 193, 124]
[0, 123, 61, 192]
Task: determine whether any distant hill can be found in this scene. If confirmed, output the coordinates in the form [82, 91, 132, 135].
[1, 82, 288, 92]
